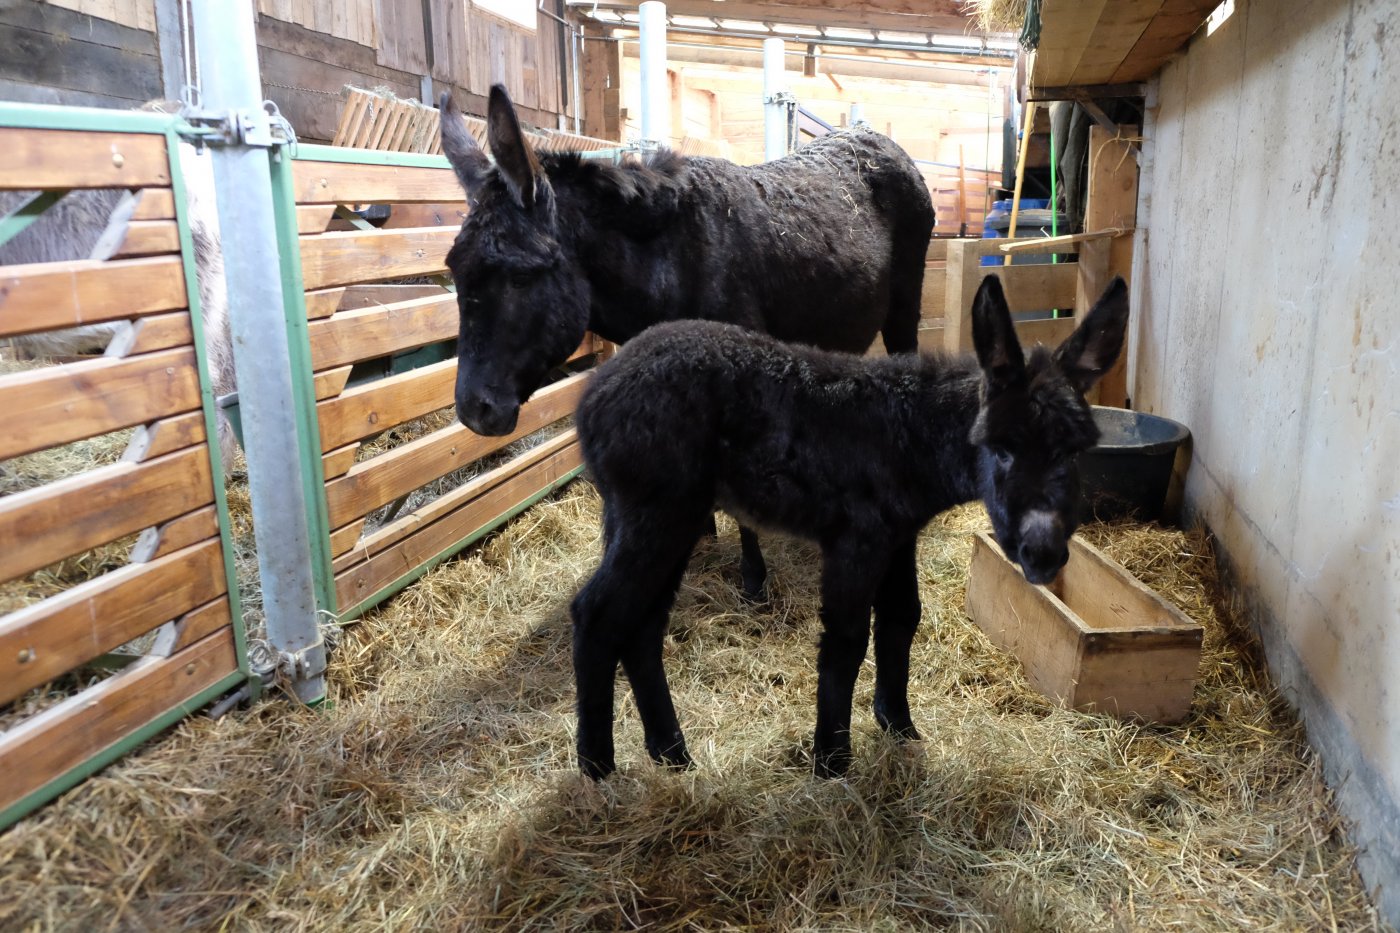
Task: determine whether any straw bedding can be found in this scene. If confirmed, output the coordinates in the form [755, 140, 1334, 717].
[0, 480, 1388, 931]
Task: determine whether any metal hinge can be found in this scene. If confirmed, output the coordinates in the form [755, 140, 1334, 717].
[180, 99, 297, 151]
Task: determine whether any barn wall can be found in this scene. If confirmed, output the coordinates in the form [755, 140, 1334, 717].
[0, 1, 580, 142]
[1132, 0, 1400, 919]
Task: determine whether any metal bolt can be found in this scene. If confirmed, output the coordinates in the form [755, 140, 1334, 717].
[17, 647, 34, 664]
[185, 663, 197, 675]
[112, 152, 125, 168]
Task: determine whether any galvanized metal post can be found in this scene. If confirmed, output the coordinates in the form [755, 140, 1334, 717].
[190, 0, 327, 703]
[763, 38, 788, 161]
[638, 0, 668, 146]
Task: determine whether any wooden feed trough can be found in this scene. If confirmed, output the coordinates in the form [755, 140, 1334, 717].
[965, 530, 1203, 722]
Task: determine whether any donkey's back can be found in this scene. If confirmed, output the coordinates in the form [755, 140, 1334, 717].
[672, 128, 934, 354]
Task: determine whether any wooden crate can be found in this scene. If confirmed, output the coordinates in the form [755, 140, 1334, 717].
[965, 530, 1202, 723]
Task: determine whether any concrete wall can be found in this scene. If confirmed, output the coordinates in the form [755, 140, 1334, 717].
[1132, 0, 1399, 918]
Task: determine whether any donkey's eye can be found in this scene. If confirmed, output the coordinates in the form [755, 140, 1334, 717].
[508, 271, 534, 289]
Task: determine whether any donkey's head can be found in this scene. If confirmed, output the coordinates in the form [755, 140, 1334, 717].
[969, 274, 1129, 584]
[438, 86, 592, 435]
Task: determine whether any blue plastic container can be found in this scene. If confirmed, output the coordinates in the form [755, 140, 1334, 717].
[981, 199, 1070, 266]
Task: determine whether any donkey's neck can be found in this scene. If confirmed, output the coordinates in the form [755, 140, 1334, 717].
[903, 356, 987, 509]
[576, 237, 691, 345]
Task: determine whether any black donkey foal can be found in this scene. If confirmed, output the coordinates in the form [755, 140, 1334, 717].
[571, 274, 1129, 779]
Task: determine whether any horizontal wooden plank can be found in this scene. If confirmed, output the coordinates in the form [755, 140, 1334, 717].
[130, 505, 220, 563]
[0, 539, 226, 706]
[312, 365, 354, 401]
[112, 219, 180, 258]
[321, 443, 360, 480]
[306, 293, 457, 370]
[336, 284, 452, 310]
[298, 226, 456, 291]
[0, 629, 236, 817]
[130, 188, 175, 221]
[291, 158, 462, 204]
[151, 596, 233, 657]
[315, 358, 454, 452]
[330, 518, 368, 559]
[325, 370, 589, 528]
[339, 430, 581, 568]
[0, 256, 188, 338]
[297, 204, 338, 235]
[0, 127, 171, 190]
[304, 288, 345, 320]
[997, 263, 1080, 313]
[103, 312, 194, 358]
[121, 411, 207, 463]
[335, 437, 581, 607]
[0, 348, 202, 461]
[0, 445, 214, 585]
[1014, 316, 1078, 348]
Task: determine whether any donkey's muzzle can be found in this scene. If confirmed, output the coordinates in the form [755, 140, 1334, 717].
[1017, 509, 1070, 585]
[457, 392, 520, 436]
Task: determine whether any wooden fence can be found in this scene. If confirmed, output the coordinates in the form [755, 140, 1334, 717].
[284, 145, 602, 620]
[0, 106, 250, 827]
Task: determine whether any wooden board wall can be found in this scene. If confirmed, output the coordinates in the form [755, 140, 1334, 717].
[0, 2, 582, 143]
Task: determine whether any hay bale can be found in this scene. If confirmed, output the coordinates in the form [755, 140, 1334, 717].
[0, 484, 1387, 931]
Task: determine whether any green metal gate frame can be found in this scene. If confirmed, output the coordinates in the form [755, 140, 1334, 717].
[267, 142, 587, 626]
[0, 102, 255, 829]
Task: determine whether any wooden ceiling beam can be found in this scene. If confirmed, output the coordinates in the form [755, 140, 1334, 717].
[582, 0, 983, 36]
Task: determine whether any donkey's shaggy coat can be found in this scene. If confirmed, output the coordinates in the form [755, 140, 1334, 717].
[571, 275, 1130, 778]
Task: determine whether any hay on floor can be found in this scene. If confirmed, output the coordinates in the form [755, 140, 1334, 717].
[0, 482, 1387, 931]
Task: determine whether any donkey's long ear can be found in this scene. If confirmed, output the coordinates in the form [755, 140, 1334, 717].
[438, 92, 490, 199]
[1053, 276, 1129, 395]
[486, 84, 547, 208]
[971, 275, 1027, 392]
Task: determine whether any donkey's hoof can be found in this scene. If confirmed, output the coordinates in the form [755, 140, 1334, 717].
[649, 738, 694, 771]
[812, 746, 853, 779]
[740, 575, 769, 604]
[873, 703, 921, 741]
[579, 754, 617, 781]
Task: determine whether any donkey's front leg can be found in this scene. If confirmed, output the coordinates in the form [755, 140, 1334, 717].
[738, 525, 768, 602]
[872, 539, 922, 740]
[812, 542, 888, 778]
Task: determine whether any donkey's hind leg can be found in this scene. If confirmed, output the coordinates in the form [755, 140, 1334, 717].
[738, 525, 768, 602]
[880, 214, 934, 355]
[872, 539, 922, 740]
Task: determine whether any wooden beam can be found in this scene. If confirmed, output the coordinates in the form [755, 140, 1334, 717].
[0, 256, 187, 338]
[324, 370, 588, 527]
[298, 226, 456, 291]
[1026, 82, 1146, 102]
[0, 127, 170, 190]
[0, 348, 203, 461]
[0, 628, 236, 817]
[335, 436, 582, 606]
[605, 0, 977, 36]
[0, 540, 226, 706]
[291, 159, 462, 204]
[997, 227, 1130, 254]
[305, 293, 458, 371]
[0, 446, 214, 585]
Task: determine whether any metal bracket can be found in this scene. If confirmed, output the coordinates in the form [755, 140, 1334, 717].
[179, 100, 297, 151]
[277, 640, 328, 684]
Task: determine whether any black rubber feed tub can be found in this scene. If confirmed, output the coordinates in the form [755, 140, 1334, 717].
[1079, 406, 1190, 522]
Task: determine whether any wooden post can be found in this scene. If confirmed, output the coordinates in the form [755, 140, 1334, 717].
[581, 25, 621, 141]
[1085, 124, 1139, 407]
[1075, 236, 1112, 405]
[957, 144, 968, 237]
[943, 239, 980, 354]
[1004, 101, 1037, 266]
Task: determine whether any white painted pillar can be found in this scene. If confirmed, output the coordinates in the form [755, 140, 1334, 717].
[763, 37, 788, 160]
[638, 1, 668, 146]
